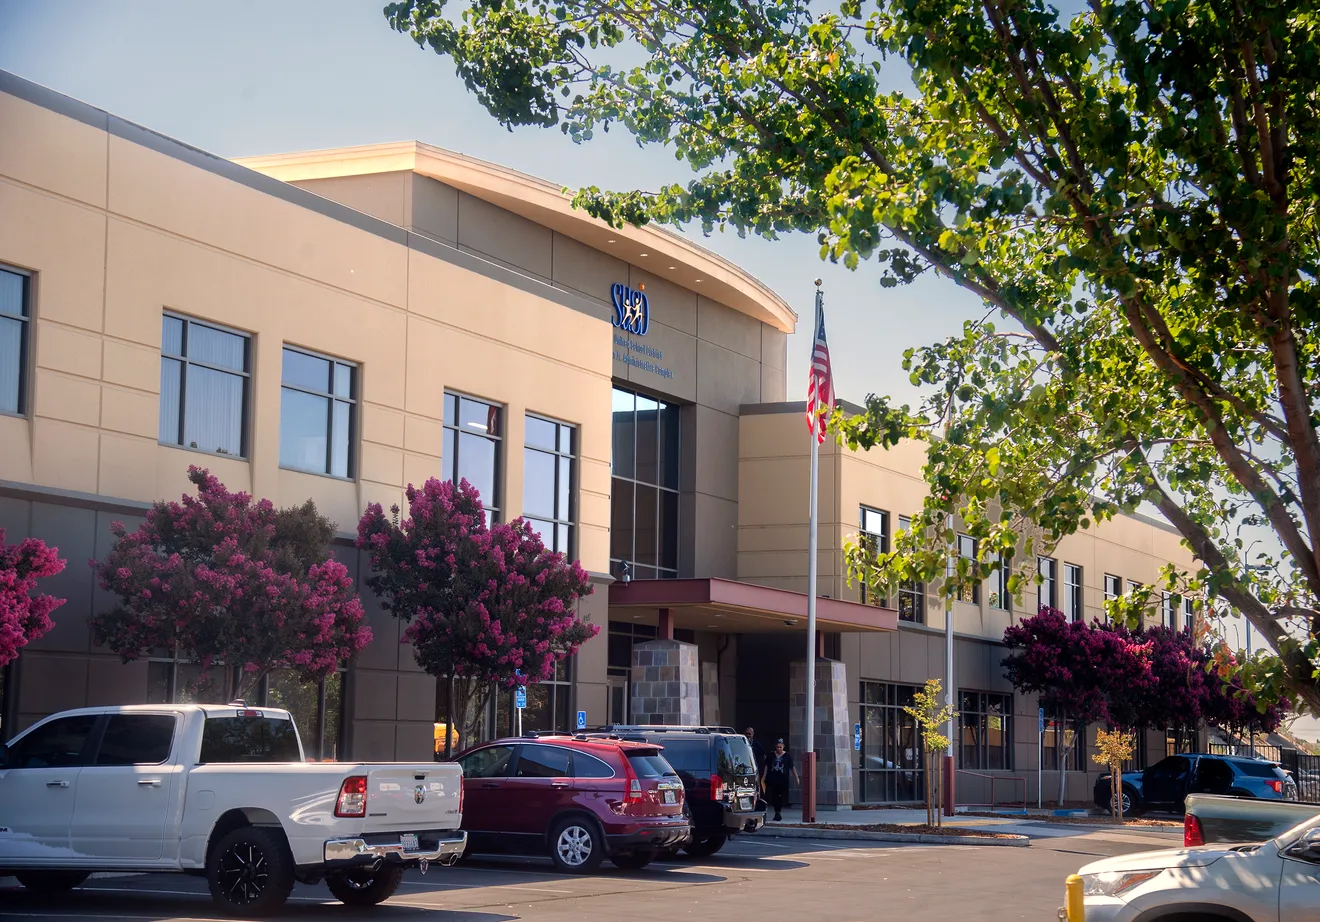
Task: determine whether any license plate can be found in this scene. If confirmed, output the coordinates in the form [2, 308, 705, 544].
[400, 834, 419, 852]
[740, 797, 753, 810]
[663, 790, 676, 804]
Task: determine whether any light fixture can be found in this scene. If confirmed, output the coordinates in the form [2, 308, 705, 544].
[783, 619, 798, 626]
[694, 278, 703, 283]
[639, 252, 648, 257]
[669, 265, 676, 269]
[608, 238, 617, 243]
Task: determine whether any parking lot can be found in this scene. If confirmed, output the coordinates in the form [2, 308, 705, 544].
[0, 829, 1174, 922]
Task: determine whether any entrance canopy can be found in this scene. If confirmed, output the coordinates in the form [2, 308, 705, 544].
[607, 577, 898, 634]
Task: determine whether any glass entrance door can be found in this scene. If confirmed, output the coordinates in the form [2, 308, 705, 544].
[607, 675, 628, 726]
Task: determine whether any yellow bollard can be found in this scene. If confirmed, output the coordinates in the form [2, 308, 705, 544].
[1064, 874, 1085, 922]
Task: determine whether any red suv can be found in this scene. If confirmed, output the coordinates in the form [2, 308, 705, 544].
[452, 734, 689, 872]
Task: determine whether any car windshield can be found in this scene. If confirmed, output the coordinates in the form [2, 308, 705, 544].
[626, 750, 678, 779]
[1273, 811, 1320, 850]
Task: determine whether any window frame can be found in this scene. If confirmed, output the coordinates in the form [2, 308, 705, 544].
[1183, 597, 1195, 633]
[1037, 556, 1058, 611]
[92, 713, 178, 767]
[988, 551, 1012, 612]
[895, 515, 925, 623]
[958, 690, 1013, 771]
[523, 412, 577, 557]
[442, 389, 505, 522]
[609, 385, 681, 581]
[1063, 563, 1083, 622]
[1042, 710, 1086, 772]
[0, 264, 32, 419]
[159, 312, 253, 459]
[858, 506, 890, 607]
[1162, 592, 1179, 630]
[947, 534, 980, 605]
[278, 344, 357, 480]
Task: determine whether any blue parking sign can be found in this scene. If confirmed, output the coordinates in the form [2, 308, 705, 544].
[576, 710, 587, 730]
[515, 687, 527, 709]
[853, 722, 862, 751]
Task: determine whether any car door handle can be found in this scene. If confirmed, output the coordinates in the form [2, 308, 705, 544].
[137, 779, 162, 787]
[46, 780, 70, 788]
[482, 781, 500, 789]
[551, 781, 570, 788]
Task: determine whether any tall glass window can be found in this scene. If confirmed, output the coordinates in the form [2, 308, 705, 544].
[859, 681, 924, 803]
[1183, 597, 1195, 633]
[1063, 564, 1083, 622]
[988, 552, 1012, 612]
[524, 413, 576, 555]
[947, 534, 979, 604]
[610, 386, 679, 580]
[1162, 593, 1179, 630]
[858, 506, 889, 607]
[895, 516, 925, 623]
[279, 346, 356, 478]
[1043, 708, 1085, 771]
[443, 391, 503, 522]
[0, 266, 30, 416]
[959, 691, 1012, 770]
[1037, 556, 1058, 611]
[159, 314, 250, 458]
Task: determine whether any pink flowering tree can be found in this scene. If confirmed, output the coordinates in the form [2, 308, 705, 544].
[357, 478, 597, 748]
[0, 530, 67, 667]
[91, 467, 372, 701]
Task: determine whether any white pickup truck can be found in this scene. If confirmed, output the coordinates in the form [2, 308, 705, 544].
[0, 703, 465, 915]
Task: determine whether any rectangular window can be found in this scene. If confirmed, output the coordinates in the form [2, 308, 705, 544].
[159, 313, 251, 458]
[94, 714, 177, 766]
[858, 506, 889, 607]
[895, 516, 925, 623]
[443, 391, 503, 521]
[858, 681, 925, 803]
[1162, 593, 1178, 630]
[279, 346, 356, 478]
[1037, 556, 1058, 612]
[987, 552, 1012, 612]
[1042, 710, 1085, 771]
[959, 691, 1012, 770]
[524, 413, 576, 555]
[0, 266, 31, 416]
[1183, 597, 1195, 633]
[1103, 574, 1122, 601]
[496, 658, 573, 737]
[610, 386, 680, 580]
[1063, 564, 1083, 622]
[947, 534, 979, 604]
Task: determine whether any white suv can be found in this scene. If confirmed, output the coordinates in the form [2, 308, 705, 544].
[1074, 813, 1320, 922]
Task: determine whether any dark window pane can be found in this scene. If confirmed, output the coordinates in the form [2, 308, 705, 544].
[0, 270, 24, 318]
[333, 363, 352, 398]
[280, 388, 330, 473]
[7, 715, 98, 768]
[524, 448, 556, 519]
[610, 479, 634, 561]
[658, 402, 679, 489]
[459, 745, 514, 779]
[199, 716, 301, 763]
[184, 366, 244, 456]
[0, 317, 22, 414]
[188, 323, 246, 371]
[158, 358, 182, 443]
[331, 400, 351, 478]
[515, 744, 571, 778]
[648, 740, 707, 773]
[161, 315, 183, 355]
[95, 715, 176, 766]
[608, 633, 632, 670]
[659, 489, 678, 571]
[612, 389, 635, 478]
[573, 752, 614, 778]
[442, 427, 455, 482]
[282, 349, 330, 392]
[460, 397, 500, 436]
[634, 484, 658, 567]
[525, 415, 557, 451]
[633, 565, 657, 581]
[636, 395, 659, 484]
[626, 752, 677, 779]
[458, 431, 497, 509]
[557, 456, 572, 520]
[444, 392, 458, 426]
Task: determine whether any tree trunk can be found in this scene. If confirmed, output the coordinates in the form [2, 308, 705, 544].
[1115, 764, 1124, 823]
[1056, 710, 1070, 808]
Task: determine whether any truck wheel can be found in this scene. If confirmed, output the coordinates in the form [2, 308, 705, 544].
[548, 817, 604, 873]
[683, 836, 726, 858]
[207, 825, 295, 917]
[326, 865, 405, 906]
[14, 871, 90, 894]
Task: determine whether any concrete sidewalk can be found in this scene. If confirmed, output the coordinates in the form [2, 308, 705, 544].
[765, 806, 1183, 843]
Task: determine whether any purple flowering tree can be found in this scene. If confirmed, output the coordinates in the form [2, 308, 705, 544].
[0, 530, 66, 667]
[357, 478, 597, 749]
[91, 467, 372, 701]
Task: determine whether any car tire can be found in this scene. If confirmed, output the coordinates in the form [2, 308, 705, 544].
[326, 865, 406, 906]
[14, 871, 90, 894]
[683, 836, 726, 858]
[549, 817, 605, 874]
[1109, 787, 1141, 817]
[611, 850, 657, 871]
[206, 825, 296, 917]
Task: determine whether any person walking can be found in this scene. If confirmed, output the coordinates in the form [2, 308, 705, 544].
[764, 738, 799, 821]
[745, 727, 767, 810]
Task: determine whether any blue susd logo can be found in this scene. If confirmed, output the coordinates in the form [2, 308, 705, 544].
[611, 283, 649, 335]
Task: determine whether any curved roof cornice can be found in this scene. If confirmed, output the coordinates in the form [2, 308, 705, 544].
[235, 141, 796, 333]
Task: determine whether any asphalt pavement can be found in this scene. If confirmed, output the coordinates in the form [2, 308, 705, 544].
[0, 830, 1168, 922]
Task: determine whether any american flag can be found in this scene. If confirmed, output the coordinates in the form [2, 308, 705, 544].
[805, 296, 833, 443]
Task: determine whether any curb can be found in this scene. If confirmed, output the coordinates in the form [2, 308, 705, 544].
[761, 826, 1031, 847]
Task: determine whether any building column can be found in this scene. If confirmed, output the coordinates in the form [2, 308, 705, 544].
[700, 661, 720, 726]
[789, 658, 854, 810]
[630, 638, 700, 725]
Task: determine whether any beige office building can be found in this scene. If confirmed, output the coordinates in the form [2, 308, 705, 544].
[0, 70, 1196, 806]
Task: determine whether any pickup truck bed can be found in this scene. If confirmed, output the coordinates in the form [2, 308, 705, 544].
[1184, 793, 1320, 845]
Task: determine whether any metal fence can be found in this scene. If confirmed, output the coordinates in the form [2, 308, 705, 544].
[1205, 741, 1284, 763]
[1280, 751, 1320, 804]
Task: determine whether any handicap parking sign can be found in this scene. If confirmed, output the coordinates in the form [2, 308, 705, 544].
[515, 687, 527, 709]
[577, 710, 587, 730]
[853, 722, 862, 751]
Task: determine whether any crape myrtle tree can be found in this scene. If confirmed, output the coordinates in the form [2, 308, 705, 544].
[0, 530, 66, 667]
[92, 467, 372, 701]
[384, 0, 1320, 712]
[356, 478, 597, 748]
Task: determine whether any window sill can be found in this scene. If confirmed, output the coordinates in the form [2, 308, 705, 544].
[159, 441, 248, 462]
[0, 410, 28, 421]
[278, 465, 356, 484]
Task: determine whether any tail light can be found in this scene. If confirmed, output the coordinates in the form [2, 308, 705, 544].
[621, 757, 643, 806]
[1266, 779, 1284, 794]
[1183, 813, 1204, 847]
[710, 776, 725, 802]
[335, 775, 368, 817]
[458, 778, 465, 816]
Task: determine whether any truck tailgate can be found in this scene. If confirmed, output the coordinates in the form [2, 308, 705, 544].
[362, 765, 462, 834]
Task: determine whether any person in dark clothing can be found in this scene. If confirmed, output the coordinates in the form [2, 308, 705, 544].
[745, 727, 767, 810]
[764, 738, 799, 821]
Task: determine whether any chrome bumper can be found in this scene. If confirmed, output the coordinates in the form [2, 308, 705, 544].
[324, 831, 467, 866]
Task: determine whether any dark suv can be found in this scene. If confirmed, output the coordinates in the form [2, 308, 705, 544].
[1095, 753, 1299, 814]
[452, 734, 689, 873]
[588, 726, 763, 857]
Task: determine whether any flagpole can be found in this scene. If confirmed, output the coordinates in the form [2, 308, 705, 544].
[804, 283, 823, 825]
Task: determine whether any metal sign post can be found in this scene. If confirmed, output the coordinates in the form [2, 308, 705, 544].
[1037, 707, 1045, 810]
[515, 685, 526, 737]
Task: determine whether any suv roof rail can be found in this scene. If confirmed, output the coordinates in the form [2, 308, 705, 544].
[591, 724, 739, 734]
[522, 730, 575, 739]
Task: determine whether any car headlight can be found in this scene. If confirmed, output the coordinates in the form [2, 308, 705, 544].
[1082, 870, 1163, 898]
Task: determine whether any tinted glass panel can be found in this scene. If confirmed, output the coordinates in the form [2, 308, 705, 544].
[460, 398, 500, 436]
[188, 323, 246, 371]
[626, 751, 677, 779]
[158, 358, 182, 443]
[659, 490, 679, 571]
[331, 401, 351, 478]
[280, 388, 329, 473]
[653, 739, 709, 774]
[200, 717, 301, 762]
[442, 427, 455, 482]
[282, 349, 330, 391]
[458, 431, 497, 506]
[333, 363, 352, 398]
[95, 715, 176, 766]
[634, 484, 658, 566]
[658, 403, 679, 489]
[515, 745, 571, 778]
[557, 456, 572, 518]
[460, 745, 514, 779]
[1, 316, 23, 415]
[524, 449, 556, 519]
[572, 752, 615, 779]
[1232, 760, 1284, 778]
[716, 736, 758, 778]
[183, 365, 244, 455]
[635, 395, 659, 483]
[0, 270, 24, 318]
[6, 715, 97, 768]
[610, 480, 634, 561]
[161, 315, 183, 355]
[525, 415, 557, 451]
[611, 389, 635, 478]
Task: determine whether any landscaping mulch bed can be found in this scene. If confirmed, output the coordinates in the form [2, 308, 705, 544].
[784, 822, 1019, 839]
[960, 811, 1181, 828]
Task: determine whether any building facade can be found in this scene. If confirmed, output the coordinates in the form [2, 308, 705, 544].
[0, 70, 1196, 805]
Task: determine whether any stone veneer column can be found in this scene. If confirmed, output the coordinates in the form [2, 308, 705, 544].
[630, 639, 700, 725]
[700, 661, 720, 726]
[789, 658, 854, 810]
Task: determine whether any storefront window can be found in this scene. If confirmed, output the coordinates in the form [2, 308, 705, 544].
[443, 391, 503, 521]
[858, 681, 924, 803]
[1042, 709, 1085, 771]
[610, 387, 679, 580]
[959, 691, 1012, 770]
[496, 659, 573, 735]
[524, 413, 575, 554]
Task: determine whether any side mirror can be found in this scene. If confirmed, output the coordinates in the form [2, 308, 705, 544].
[1286, 829, 1320, 863]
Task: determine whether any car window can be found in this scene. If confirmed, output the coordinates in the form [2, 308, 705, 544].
[571, 751, 615, 779]
[1195, 758, 1234, 794]
[653, 739, 709, 774]
[200, 716, 301, 763]
[626, 750, 677, 779]
[1232, 760, 1284, 778]
[5, 714, 98, 768]
[1146, 756, 1190, 781]
[716, 736, 758, 779]
[460, 745, 514, 779]
[96, 715, 176, 766]
[515, 745, 571, 778]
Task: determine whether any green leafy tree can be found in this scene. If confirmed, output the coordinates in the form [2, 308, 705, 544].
[1093, 729, 1137, 822]
[385, 0, 1320, 711]
[903, 678, 956, 827]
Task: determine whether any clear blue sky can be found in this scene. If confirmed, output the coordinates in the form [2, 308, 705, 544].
[0, 0, 983, 408]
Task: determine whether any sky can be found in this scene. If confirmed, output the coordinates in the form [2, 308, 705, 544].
[0, 0, 984, 410]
